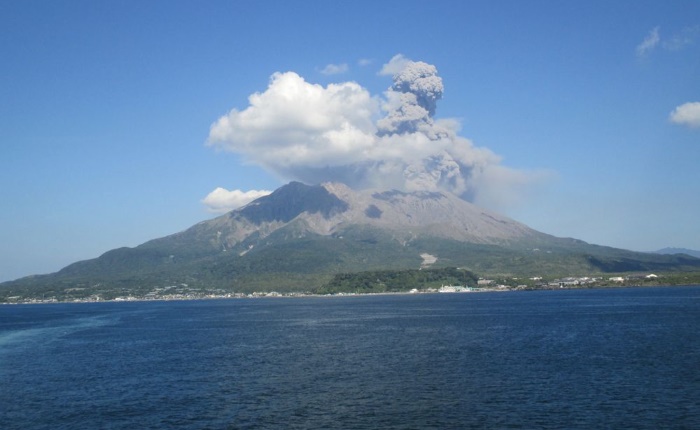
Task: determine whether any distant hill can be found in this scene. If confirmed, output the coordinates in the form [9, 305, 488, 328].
[3, 181, 700, 301]
[654, 248, 700, 259]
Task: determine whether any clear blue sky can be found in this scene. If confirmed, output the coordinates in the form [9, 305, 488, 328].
[1, 0, 699, 282]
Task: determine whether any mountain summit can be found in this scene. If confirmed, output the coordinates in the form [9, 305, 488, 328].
[211, 181, 541, 249]
[3, 182, 700, 297]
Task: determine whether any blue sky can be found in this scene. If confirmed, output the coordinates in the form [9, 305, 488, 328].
[1, 0, 699, 282]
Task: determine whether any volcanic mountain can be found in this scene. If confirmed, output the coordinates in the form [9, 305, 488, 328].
[3, 181, 700, 297]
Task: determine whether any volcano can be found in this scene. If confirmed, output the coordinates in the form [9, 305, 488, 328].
[3, 182, 699, 298]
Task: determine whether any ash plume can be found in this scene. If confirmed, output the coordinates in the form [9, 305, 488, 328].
[377, 59, 443, 135]
[205, 54, 549, 212]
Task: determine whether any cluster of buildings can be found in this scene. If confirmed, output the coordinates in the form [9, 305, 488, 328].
[548, 273, 659, 288]
[468, 273, 663, 291]
[4, 272, 668, 304]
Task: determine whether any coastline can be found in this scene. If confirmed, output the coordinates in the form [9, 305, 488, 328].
[3, 282, 699, 306]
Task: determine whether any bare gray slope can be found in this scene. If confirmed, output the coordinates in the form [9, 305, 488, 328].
[305, 182, 539, 243]
[192, 181, 543, 255]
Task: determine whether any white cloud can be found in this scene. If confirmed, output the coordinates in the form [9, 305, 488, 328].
[207, 56, 551, 210]
[636, 27, 660, 58]
[320, 63, 348, 75]
[379, 54, 411, 76]
[669, 102, 700, 128]
[664, 25, 700, 51]
[358, 58, 373, 67]
[202, 187, 272, 213]
[636, 25, 699, 58]
[208, 71, 379, 171]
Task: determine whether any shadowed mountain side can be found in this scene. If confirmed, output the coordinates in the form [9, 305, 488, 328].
[239, 181, 349, 224]
[654, 247, 700, 259]
[3, 182, 700, 298]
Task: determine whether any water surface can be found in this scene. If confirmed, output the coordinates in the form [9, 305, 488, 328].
[1, 286, 699, 429]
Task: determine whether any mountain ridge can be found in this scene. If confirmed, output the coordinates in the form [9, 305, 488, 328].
[654, 248, 700, 259]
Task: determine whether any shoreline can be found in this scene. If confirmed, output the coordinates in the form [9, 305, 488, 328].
[3, 283, 700, 306]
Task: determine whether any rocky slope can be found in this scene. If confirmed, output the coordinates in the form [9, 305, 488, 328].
[146, 181, 545, 257]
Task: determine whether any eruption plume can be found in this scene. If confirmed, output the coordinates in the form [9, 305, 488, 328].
[205, 54, 549, 212]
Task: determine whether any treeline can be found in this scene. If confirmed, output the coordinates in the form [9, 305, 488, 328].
[316, 267, 479, 294]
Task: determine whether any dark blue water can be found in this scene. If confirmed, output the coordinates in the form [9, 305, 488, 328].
[1, 287, 699, 429]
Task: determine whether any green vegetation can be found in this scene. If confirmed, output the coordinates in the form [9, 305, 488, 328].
[316, 267, 479, 294]
[407, 236, 700, 278]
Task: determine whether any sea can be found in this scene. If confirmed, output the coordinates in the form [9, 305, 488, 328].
[1, 286, 699, 429]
